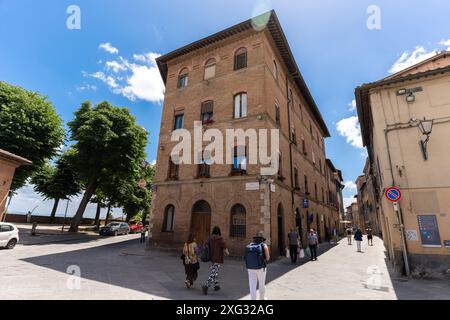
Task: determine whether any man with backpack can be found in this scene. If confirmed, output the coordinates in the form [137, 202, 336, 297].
[244, 231, 270, 300]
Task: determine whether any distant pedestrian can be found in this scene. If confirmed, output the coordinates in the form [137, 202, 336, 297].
[307, 228, 319, 261]
[366, 227, 374, 246]
[139, 225, 147, 244]
[182, 233, 200, 288]
[287, 229, 299, 263]
[202, 226, 229, 295]
[27, 211, 31, 223]
[245, 231, 270, 300]
[332, 227, 338, 244]
[354, 228, 363, 252]
[346, 226, 353, 245]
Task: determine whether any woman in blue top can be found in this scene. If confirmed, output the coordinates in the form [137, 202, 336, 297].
[354, 228, 363, 252]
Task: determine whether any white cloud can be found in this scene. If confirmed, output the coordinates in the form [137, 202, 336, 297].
[99, 42, 119, 54]
[106, 61, 127, 73]
[343, 197, 355, 209]
[85, 48, 165, 103]
[150, 160, 156, 165]
[344, 180, 357, 192]
[76, 84, 97, 92]
[336, 116, 363, 149]
[439, 39, 450, 50]
[348, 99, 356, 112]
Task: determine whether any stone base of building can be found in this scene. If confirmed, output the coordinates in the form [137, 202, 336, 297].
[393, 250, 450, 279]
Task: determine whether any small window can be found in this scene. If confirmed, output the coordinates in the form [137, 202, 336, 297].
[198, 150, 211, 178]
[299, 104, 304, 121]
[314, 183, 318, 200]
[168, 157, 179, 180]
[291, 126, 296, 144]
[173, 111, 184, 130]
[177, 68, 189, 88]
[304, 175, 309, 194]
[294, 168, 299, 189]
[302, 138, 306, 155]
[319, 159, 322, 174]
[234, 93, 247, 118]
[201, 101, 214, 125]
[162, 205, 175, 232]
[273, 60, 278, 80]
[312, 151, 316, 164]
[234, 47, 247, 70]
[230, 204, 246, 238]
[275, 104, 280, 125]
[309, 120, 312, 134]
[232, 145, 247, 173]
[204, 58, 216, 80]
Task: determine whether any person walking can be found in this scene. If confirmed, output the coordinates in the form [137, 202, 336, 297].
[245, 231, 270, 300]
[182, 233, 200, 288]
[139, 225, 147, 244]
[366, 227, 373, 246]
[202, 226, 229, 295]
[307, 228, 319, 261]
[287, 229, 299, 264]
[332, 227, 338, 244]
[346, 226, 353, 245]
[354, 228, 363, 252]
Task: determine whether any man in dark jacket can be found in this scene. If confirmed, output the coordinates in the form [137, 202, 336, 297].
[202, 226, 229, 295]
[354, 228, 363, 252]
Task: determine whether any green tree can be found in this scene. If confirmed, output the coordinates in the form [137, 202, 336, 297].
[0, 81, 65, 190]
[31, 148, 82, 222]
[68, 101, 147, 232]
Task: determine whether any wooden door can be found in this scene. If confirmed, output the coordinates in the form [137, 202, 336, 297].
[191, 212, 211, 245]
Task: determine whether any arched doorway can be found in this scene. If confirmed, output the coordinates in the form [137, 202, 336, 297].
[277, 203, 284, 256]
[295, 208, 302, 239]
[190, 200, 211, 245]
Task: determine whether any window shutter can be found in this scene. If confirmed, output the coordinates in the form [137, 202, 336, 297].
[241, 93, 247, 117]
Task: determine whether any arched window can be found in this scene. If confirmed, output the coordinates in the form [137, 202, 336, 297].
[230, 204, 246, 237]
[234, 47, 247, 70]
[177, 68, 189, 88]
[234, 92, 247, 118]
[204, 58, 216, 80]
[162, 205, 175, 232]
[273, 60, 278, 80]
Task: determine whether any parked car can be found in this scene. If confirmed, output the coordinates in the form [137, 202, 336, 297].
[128, 221, 143, 234]
[99, 222, 130, 236]
[0, 222, 19, 249]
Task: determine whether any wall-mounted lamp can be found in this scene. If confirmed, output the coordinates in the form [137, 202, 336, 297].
[396, 86, 423, 104]
[418, 118, 434, 161]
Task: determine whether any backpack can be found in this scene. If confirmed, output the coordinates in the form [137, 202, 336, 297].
[200, 240, 211, 262]
[244, 242, 266, 270]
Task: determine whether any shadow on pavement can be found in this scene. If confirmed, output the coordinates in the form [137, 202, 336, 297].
[20, 238, 339, 300]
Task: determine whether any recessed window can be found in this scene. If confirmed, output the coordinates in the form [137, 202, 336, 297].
[273, 60, 278, 80]
[291, 126, 296, 144]
[201, 100, 214, 125]
[162, 205, 175, 232]
[275, 104, 280, 125]
[302, 137, 306, 155]
[198, 150, 211, 178]
[204, 58, 216, 80]
[278, 152, 283, 178]
[234, 47, 247, 70]
[304, 175, 309, 194]
[294, 167, 299, 189]
[173, 110, 184, 130]
[230, 204, 246, 238]
[177, 68, 189, 88]
[168, 157, 179, 180]
[232, 145, 247, 173]
[234, 93, 247, 118]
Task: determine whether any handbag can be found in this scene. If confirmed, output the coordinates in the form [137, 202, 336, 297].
[200, 240, 211, 262]
[304, 246, 311, 258]
[299, 248, 305, 258]
[285, 247, 290, 259]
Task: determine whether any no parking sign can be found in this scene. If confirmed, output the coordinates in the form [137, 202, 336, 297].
[385, 187, 401, 202]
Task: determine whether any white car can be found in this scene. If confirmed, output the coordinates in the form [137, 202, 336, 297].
[0, 222, 19, 249]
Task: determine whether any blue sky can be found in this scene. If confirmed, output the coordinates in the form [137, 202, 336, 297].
[1, 0, 450, 217]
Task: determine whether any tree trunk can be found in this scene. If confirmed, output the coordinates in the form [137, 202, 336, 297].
[104, 204, 111, 226]
[50, 198, 60, 223]
[94, 203, 101, 230]
[69, 178, 99, 232]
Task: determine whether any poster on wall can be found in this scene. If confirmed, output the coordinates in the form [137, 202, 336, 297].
[417, 215, 442, 248]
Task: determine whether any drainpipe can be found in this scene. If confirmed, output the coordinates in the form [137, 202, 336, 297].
[285, 74, 295, 218]
[384, 128, 411, 277]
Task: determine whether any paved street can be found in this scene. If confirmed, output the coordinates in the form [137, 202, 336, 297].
[1, 226, 449, 300]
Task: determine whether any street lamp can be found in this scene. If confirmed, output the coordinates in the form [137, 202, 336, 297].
[418, 118, 434, 161]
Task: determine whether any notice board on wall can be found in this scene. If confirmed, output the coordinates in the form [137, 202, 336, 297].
[417, 215, 442, 247]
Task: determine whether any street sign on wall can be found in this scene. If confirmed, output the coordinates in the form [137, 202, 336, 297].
[302, 199, 309, 208]
[417, 215, 442, 247]
[385, 187, 401, 202]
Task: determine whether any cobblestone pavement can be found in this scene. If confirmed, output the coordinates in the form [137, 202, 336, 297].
[1, 231, 449, 300]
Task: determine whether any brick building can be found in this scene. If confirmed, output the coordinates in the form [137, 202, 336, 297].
[149, 11, 340, 256]
[0, 148, 32, 221]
